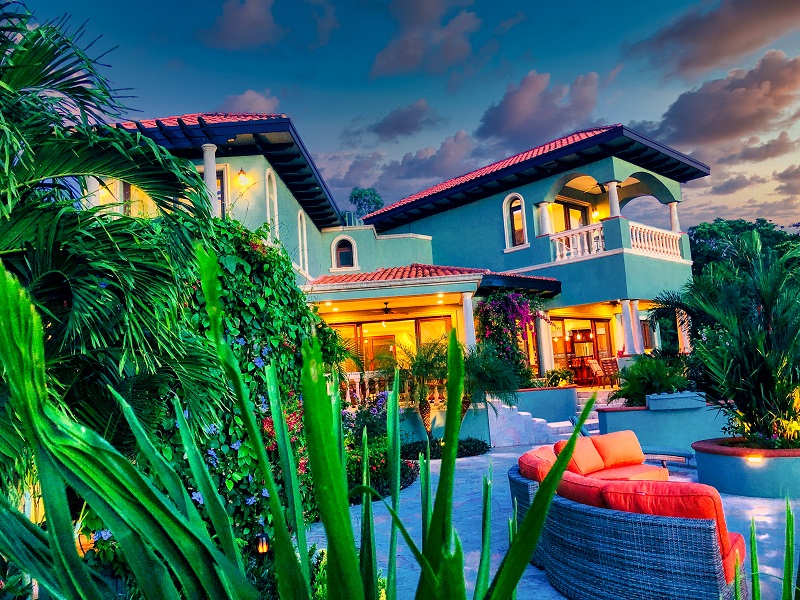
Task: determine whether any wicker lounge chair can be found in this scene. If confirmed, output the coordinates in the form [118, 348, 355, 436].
[508, 465, 748, 600]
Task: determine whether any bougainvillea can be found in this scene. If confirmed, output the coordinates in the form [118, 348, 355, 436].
[475, 291, 545, 386]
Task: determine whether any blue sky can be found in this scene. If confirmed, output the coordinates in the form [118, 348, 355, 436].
[35, 0, 800, 228]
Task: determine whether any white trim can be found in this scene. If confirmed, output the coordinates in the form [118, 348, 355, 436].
[297, 210, 309, 272]
[331, 234, 358, 269]
[292, 262, 314, 282]
[321, 225, 432, 241]
[197, 163, 230, 216]
[502, 247, 692, 273]
[265, 169, 279, 240]
[502, 193, 528, 250]
[302, 272, 484, 294]
[503, 242, 530, 254]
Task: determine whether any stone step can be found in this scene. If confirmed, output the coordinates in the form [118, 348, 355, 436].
[547, 418, 599, 435]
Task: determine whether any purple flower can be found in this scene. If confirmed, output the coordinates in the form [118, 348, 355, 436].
[231, 440, 242, 451]
[246, 496, 257, 505]
[261, 346, 270, 357]
[207, 449, 219, 467]
[257, 515, 265, 526]
[206, 424, 218, 435]
[235, 337, 246, 345]
[191, 491, 204, 505]
[254, 357, 265, 368]
[93, 529, 112, 541]
[248, 474, 254, 483]
[261, 488, 269, 498]
[183, 409, 189, 419]
[99, 281, 109, 289]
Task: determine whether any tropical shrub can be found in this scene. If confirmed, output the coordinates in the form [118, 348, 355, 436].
[345, 439, 419, 502]
[342, 391, 389, 443]
[609, 354, 691, 407]
[400, 437, 490, 460]
[464, 342, 521, 406]
[542, 368, 574, 388]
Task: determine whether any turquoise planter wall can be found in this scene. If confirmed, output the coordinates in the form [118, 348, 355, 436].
[598, 405, 727, 454]
[399, 405, 490, 444]
[515, 387, 577, 422]
[694, 446, 800, 499]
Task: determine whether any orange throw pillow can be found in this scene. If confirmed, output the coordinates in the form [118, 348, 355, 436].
[556, 471, 607, 507]
[587, 464, 669, 481]
[591, 430, 645, 468]
[602, 480, 739, 583]
[518, 446, 557, 482]
[554, 437, 605, 475]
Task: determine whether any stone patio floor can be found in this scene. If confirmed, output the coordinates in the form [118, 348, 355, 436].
[307, 446, 800, 599]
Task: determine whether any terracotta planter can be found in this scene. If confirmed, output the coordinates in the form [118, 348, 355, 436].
[692, 437, 800, 498]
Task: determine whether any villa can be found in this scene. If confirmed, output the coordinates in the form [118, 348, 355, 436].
[97, 113, 707, 389]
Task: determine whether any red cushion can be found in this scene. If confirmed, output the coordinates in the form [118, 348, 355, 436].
[556, 471, 607, 508]
[602, 481, 737, 582]
[724, 533, 746, 585]
[587, 464, 669, 481]
[518, 446, 557, 482]
[554, 437, 605, 476]
[591, 430, 645, 468]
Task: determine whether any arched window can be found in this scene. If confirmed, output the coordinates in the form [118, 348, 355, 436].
[297, 210, 308, 272]
[503, 194, 528, 249]
[265, 169, 278, 239]
[336, 239, 354, 268]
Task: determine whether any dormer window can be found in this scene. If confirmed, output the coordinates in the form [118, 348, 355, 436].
[503, 194, 528, 249]
[335, 239, 354, 268]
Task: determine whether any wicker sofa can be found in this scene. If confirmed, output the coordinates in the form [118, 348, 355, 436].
[509, 431, 747, 600]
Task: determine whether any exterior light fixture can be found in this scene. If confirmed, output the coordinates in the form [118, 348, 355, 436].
[381, 321, 387, 328]
[576, 333, 582, 341]
[254, 533, 270, 554]
[332, 307, 339, 312]
[437, 300, 444, 304]
[237, 168, 249, 186]
[324, 301, 332, 306]
[437, 293, 444, 298]
[592, 210, 600, 219]
[746, 456, 764, 464]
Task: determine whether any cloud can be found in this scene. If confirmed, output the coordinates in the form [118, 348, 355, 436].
[305, 0, 340, 49]
[199, 0, 284, 50]
[774, 164, 800, 196]
[494, 11, 526, 35]
[341, 99, 445, 145]
[643, 51, 800, 146]
[375, 130, 478, 200]
[719, 131, 798, 164]
[709, 173, 768, 195]
[474, 70, 600, 152]
[217, 89, 280, 113]
[370, 0, 481, 78]
[630, 0, 800, 78]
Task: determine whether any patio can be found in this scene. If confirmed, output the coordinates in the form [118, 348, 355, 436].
[307, 445, 800, 599]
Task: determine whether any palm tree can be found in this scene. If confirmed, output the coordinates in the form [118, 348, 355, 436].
[0, 2, 222, 487]
[651, 231, 800, 445]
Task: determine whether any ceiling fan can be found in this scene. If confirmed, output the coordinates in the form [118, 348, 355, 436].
[359, 301, 414, 316]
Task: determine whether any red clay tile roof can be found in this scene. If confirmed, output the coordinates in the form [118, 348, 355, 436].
[364, 125, 620, 220]
[309, 263, 556, 286]
[119, 112, 287, 130]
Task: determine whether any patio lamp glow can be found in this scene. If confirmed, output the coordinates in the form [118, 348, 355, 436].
[254, 532, 270, 554]
[237, 168, 250, 186]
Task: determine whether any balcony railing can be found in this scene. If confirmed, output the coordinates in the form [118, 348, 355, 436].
[551, 223, 605, 262]
[629, 221, 682, 258]
[343, 370, 446, 408]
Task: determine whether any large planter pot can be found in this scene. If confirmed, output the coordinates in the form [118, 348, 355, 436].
[693, 438, 800, 499]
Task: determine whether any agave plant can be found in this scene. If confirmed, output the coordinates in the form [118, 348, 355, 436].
[652, 231, 800, 446]
[0, 248, 590, 599]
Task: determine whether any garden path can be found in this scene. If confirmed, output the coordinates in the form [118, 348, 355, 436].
[306, 447, 800, 599]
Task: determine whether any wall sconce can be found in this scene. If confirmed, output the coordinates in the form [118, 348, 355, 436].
[592, 210, 600, 219]
[254, 532, 270, 554]
[237, 168, 250, 186]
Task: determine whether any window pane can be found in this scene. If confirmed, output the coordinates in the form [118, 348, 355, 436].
[551, 204, 566, 234]
[568, 207, 586, 229]
[336, 241, 354, 267]
[419, 318, 449, 343]
[509, 200, 525, 246]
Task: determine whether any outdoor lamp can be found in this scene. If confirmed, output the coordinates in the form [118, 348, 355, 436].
[237, 168, 249, 186]
[254, 532, 270, 554]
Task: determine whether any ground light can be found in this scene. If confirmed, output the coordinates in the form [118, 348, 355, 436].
[254, 532, 270, 555]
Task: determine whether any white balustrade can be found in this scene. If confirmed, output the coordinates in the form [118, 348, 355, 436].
[551, 223, 605, 261]
[629, 221, 683, 258]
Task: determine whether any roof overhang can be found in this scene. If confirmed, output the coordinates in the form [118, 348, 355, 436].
[478, 273, 561, 298]
[118, 115, 343, 228]
[364, 125, 709, 232]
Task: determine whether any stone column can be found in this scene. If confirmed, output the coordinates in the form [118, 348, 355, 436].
[620, 299, 635, 356]
[669, 201, 681, 233]
[85, 177, 100, 207]
[462, 292, 476, 347]
[631, 299, 644, 354]
[677, 310, 692, 354]
[538, 202, 553, 235]
[201, 143, 219, 217]
[606, 180, 621, 218]
[535, 313, 555, 374]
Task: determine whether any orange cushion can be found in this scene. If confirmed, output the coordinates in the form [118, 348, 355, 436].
[602, 481, 735, 581]
[518, 446, 557, 482]
[556, 471, 607, 508]
[724, 533, 746, 585]
[587, 464, 669, 481]
[554, 437, 605, 476]
[591, 430, 645, 468]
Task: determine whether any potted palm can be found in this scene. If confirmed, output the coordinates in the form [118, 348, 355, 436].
[653, 231, 800, 497]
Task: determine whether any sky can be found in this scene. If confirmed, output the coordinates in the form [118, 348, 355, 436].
[34, 0, 800, 230]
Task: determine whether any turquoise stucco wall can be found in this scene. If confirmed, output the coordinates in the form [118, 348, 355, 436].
[515, 387, 577, 422]
[399, 405, 490, 443]
[695, 449, 800, 499]
[319, 226, 433, 274]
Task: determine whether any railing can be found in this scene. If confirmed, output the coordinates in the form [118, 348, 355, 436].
[551, 223, 605, 262]
[343, 371, 446, 408]
[629, 221, 682, 258]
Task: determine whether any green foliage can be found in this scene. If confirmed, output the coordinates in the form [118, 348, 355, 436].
[608, 354, 691, 407]
[464, 342, 521, 406]
[376, 337, 448, 408]
[400, 438, 490, 460]
[348, 187, 383, 219]
[688, 218, 800, 277]
[346, 439, 419, 502]
[542, 368, 574, 388]
[343, 392, 389, 443]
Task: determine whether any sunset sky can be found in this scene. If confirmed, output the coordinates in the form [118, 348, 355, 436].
[35, 0, 800, 229]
